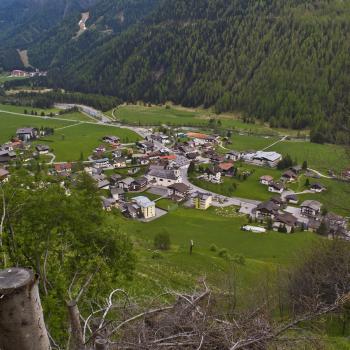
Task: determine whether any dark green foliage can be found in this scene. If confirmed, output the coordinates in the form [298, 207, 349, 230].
[277, 154, 293, 170]
[210, 244, 218, 252]
[317, 221, 328, 236]
[1, 0, 350, 145]
[278, 225, 288, 233]
[289, 240, 350, 309]
[218, 248, 229, 259]
[154, 230, 171, 250]
[23, 0, 349, 146]
[1, 170, 135, 343]
[302, 160, 308, 170]
[0, 90, 120, 111]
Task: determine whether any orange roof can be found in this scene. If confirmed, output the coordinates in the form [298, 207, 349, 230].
[186, 132, 209, 139]
[218, 162, 234, 171]
[159, 155, 177, 160]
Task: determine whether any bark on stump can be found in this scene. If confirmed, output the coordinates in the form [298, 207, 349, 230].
[67, 300, 84, 350]
[95, 338, 108, 350]
[0, 267, 50, 350]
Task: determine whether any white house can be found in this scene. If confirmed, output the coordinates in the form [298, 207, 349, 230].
[204, 168, 221, 183]
[147, 169, 182, 187]
[243, 151, 282, 168]
[225, 151, 241, 161]
[260, 175, 273, 186]
[94, 158, 110, 169]
[268, 182, 284, 194]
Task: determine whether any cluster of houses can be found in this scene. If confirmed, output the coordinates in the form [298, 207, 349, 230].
[0, 123, 348, 236]
[259, 166, 327, 194]
[0, 127, 54, 166]
[251, 196, 348, 238]
[10, 69, 47, 78]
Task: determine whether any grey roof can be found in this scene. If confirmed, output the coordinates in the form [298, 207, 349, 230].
[119, 177, 134, 186]
[194, 192, 212, 200]
[257, 200, 279, 213]
[36, 144, 50, 151]
[269, 182, 284, 190]
[301, 200, 322, 210]
[133, 176, 148, 185]
[0, 168, 9, 177]
[111, 187, 124, 195]
[168, 183, 190, 193]
[97, 180, 110, 189]
[16, 127, 36, 134]
[148, 169, 178, 180]
[274, 213, 297, 226]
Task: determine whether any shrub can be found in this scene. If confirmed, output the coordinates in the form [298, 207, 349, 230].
[218, 248, 228, 259]
[154, 230, 171, 250]
[210, 244, 218, 252]
[232, 254, 246, 265]
[151, 251, 163, 259]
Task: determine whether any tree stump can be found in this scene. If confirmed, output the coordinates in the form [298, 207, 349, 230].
[0, 268, 50, 350]
[95, 338, 108, 350]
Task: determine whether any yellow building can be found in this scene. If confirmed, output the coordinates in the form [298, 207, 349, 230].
[193, 192, 212, 210]
[132, 196, 156, 219]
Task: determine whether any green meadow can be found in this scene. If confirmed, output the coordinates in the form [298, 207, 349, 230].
[224, 136, 349, 173]
[289, 175, 350, 217]
[108, 206, 317, 299]
[0, 112, 141, 161]
[37, 123, 141, 161]
[0, 112, 72, 143]
[108, 104, 300, 135]
[0, 103, 59, 115]
[190, 164, 283, 201]
[270, 140, 349, 173]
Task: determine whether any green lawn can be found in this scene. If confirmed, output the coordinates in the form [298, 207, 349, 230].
[57, 112, 94, 122]
[295, 176, 350, 217]
[108, 104, 304, 136]
[190, 165, 283, 201]
[0, 103, 59, 115]
[270, 140, 349, 173]
[38, 123, 141, 161]
[0, 112, 141, 161]
[225, 134, 281, 151]
[0, 112, 73, 143]
[108, 207, 318, 300]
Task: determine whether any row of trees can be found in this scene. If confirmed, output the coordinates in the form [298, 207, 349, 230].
[0, 88, 121, 112]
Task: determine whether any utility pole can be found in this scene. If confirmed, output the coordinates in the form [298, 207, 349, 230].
[190, 240, 194, 255]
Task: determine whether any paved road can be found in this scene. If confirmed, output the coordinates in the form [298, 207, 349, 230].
[307, 168, 333, 179]
[261, 135, 287, 151]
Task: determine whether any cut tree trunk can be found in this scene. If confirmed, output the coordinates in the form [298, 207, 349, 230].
[67, 300, 84, 350]
[95, 338, 108, 350]
[0, 267, 50, 350]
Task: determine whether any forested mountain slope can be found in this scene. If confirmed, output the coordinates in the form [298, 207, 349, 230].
[37, 0, 350, 145]
[1, 0, 350, 144]
[0, 0, 99, 69]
